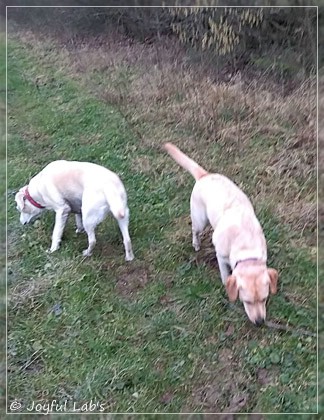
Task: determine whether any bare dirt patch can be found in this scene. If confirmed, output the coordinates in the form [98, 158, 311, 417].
[196, 227, 218, 268]
[187, 348, 250, 413]
[257, 367, 279, 386]
[115, 264, 150, 299]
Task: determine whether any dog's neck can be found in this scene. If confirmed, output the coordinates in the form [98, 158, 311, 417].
[24, 186, 45, 209]
[234, 258, 266, 269]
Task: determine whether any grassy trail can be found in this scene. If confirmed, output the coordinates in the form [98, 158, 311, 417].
[7, 34, 317, 414]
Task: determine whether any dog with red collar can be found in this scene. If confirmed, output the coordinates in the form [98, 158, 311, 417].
[15, 160, 134, 261]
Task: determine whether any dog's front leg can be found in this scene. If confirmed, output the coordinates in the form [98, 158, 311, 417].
[49, 206, 70, 252]
[217, 255, 231, 284]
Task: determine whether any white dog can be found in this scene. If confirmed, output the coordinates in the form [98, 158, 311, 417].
[164, 143, 278, 325]
[15, 160, 134, 260]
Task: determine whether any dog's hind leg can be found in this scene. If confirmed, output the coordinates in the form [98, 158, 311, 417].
[82, 221, 98, 256]
[115, 207, 134, 261]
[75, 214, 84, 233]
[81, 206, 106, 257]
[190, 199, 208, 252]
[82, 228, 96, 256]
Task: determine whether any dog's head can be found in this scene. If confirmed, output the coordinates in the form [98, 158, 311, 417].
[15, 187, 45, 225]
[225, 264, 278, 325]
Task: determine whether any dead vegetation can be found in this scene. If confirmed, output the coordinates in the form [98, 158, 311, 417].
[10, 25, 315, 245]
[61, 32, 316, 244]
[8, 22, 317, 276]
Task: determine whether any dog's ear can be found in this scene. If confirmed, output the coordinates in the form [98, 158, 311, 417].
[226, 275, 238, 302]
[15, 191, 25, 211]
[268, 268, 278, 294]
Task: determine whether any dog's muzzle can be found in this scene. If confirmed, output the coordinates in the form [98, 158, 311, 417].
[254, 317, 265, 327]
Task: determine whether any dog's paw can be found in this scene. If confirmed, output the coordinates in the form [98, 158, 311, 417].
[192, 238, 201, 251]
[125, 253, 134, 262]
[48, 246, 59, 253]
[82, 249, 92, 257]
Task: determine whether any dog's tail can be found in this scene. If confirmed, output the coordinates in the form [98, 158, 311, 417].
[104, 187, 127, 220]
[164, 142, 208, 181]
[111, 204, 125, 220]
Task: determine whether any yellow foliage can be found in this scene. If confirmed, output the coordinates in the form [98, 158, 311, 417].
[168, 7, 263, 56]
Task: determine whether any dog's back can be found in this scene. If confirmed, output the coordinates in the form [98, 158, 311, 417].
[164, 143, 255, 226]
[192, 173, 255, 227]
[32, 160, 126, 216]
[40, 160, 121, 187]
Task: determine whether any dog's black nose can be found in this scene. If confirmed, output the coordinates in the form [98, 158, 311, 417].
[254, 317, 265, 327]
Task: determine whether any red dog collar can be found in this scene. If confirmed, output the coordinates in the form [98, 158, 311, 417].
[24, 187, 45, 209]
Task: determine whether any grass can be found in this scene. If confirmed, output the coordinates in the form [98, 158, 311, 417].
[6, 25, 317, 415]
[0, 27, 6, 413]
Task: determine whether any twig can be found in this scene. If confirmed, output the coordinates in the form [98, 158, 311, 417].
[265, 320, 317, 337]
[221, 297, 317, 337]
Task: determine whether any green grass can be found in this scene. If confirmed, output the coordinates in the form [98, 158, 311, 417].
[7, 33, 317, 415]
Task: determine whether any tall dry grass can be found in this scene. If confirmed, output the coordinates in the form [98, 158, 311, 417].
[66, 33, 316, 238]
[10, 28, 317, 244]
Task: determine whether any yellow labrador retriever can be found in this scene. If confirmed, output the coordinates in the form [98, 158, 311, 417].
[164, 143, 278, 325]
[15, 160, 134, 261]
